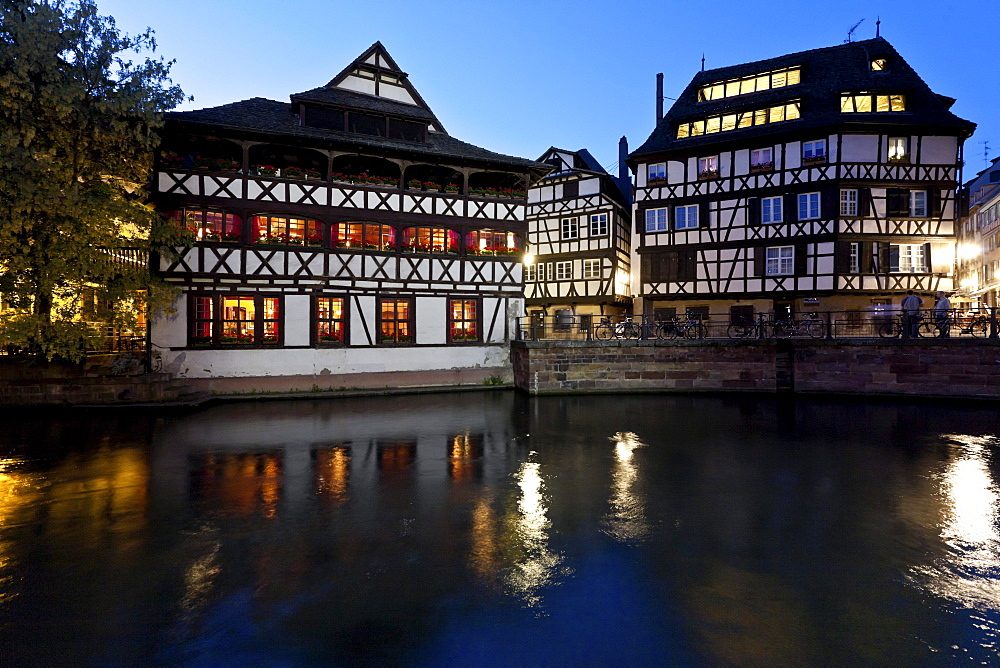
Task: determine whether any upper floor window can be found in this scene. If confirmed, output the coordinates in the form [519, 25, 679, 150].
[849, 242, 860, 273]
[766, 246, 794, 276]
[802, 140, 826, 165]
[590, 214, 609, 236]
[524, 264, 536, 282]
[582, 259, 601, 278]
[890, 244, 926, 273]
[910, 190, 928, 217]
[314, 296, 346, 345]
[840, 189, 858, 216]
[697, 66, 801, 101]
[840, 92, 905, 113]
[798, 192, 820, 220]
[675, 204, 699, 230]
[645, 208, 668, 233]
[334, 222, 395, 251]
[750, 148, 773, 172]
[647, 163, 666, 182]
[561, 217, 579, 240]
[378, 298, 413, 344]
[698, 156, 719, 179]
[402, 227, 459, 254]
[871, 58, 887, 71]
[466, 229, 521, 256]
[170, 209, 242, 242]
[448, 299, 479, 343]
[888, 137, 909, 163]
[676, 101, 800, 139]
[555, 261, 573, 280]
[253, 215, 323, 246]
[762, 196, 782, 223]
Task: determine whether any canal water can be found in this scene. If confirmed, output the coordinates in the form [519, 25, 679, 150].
[1, 392, 999, 665]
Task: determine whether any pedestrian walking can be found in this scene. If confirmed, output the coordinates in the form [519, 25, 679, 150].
[934, 291, 952, 337]
[901, 290, 923, 338]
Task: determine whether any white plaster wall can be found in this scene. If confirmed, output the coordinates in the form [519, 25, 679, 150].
[284, 295, 310, 347]
[579, 178, 599, 196]
[379, 84, 417, 105]
[350, 296, 376, 346]
[785, 142, 801, 169]
[720, 153, 732, 178]
[667, 160, 684, 185]
[841, 135, 878, 162]
[416, 296, 446, 344]
[733, 150, 749, 175]
[921, 136, 958, 164]
[160, 345, 511, 379]
[827, 134, 838, 163]
[152, 294, 187, 348]
[338, 76, 376, 95]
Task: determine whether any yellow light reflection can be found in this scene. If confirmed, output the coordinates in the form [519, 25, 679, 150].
[603, 431, 650, 543]
[468, 492, 500, 584]
[315, 447, 350, 505]
[0, 458, 43, 604]
[910, 435, 1000, 612]
[180, 536, 221, 621]
[505, 460, 564, 608]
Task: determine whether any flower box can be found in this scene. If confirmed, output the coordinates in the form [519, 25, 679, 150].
[647, 177, 666, 186]
[283, 166, 322, 180]
[802, 155, 826, 166]
[749, 162, 773, 173]
[253, 165, 279, 177]
[319, 334, 343, 343]
[697, 170, 719, 180]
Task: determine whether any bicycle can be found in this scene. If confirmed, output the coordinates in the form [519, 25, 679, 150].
[727, 313, 772, 339]
[594, 316, 641, 340]
[956, 313, 989, 338]
[772, 312, 824, 338]
[668, 313, 705, 339]
[878, 312, 928, 338]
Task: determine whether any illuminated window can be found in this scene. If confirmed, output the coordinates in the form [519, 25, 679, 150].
[647, 163, 666, 181]
[840, 189, 858, 216]
[750, 148, 773, 171]
[333, 222, 395, 250]
[888, 137, 909, 162]
[871, 58, 887, 71]
[910, 190, 928, 217]
[314, 296, 346, 345]
[697, 66, 800, 101]
[525, 264, 536, 282]
[561, 217, 578, 240]
[253, 215, 323, 246]
[677, 101, 801, 139]
[402, 227, 459, 253]
[466, 229, 521, 256]
[582, 259, 601, 278]
[645, 208, 668, 232]
[448, 299, 479, 342]
[698, 156, 718, 179]
[762, 196, 782, 223]
[675, 204, 699, 230]
[766, 246, 794, 275]
[840, 92, 905, 113]
[802, 140, 826, 164]
[590, 214, 608, 236]
[170, 209, 242, 242]
[189, 294, 280, 347]
[798, 192, 820, 220]
[890, 244, 925, 272]
[378, 298, 413, 343]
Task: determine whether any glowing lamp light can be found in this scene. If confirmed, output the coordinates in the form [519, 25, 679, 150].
[959, 243, 980, 261]
[523, 252, 535, 266]
[961, 278, 977, 290]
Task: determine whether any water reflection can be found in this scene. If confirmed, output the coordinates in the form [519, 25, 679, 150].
[189, 452, 282, 518]
[449, 432, 483, 481]
[313, 446, 350, 505]
[505, 458, 565, 609]
[603, 431, 650, 544]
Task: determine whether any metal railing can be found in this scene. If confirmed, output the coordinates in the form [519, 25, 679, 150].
[516, 309, 1000, 342]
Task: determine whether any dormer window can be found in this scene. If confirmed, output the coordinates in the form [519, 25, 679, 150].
[871, 58, 887, 71]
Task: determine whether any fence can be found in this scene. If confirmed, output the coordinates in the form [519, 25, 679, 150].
[516, 308, 1000, 342]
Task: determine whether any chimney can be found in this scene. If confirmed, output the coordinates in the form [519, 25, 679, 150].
[618, 136, 629, 184]
[656, 73, 664, 122]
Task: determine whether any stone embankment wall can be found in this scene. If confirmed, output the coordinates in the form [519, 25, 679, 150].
[512, 339, 1000, 399]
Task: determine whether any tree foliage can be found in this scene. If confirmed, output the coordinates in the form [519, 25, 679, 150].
[0, 0, 185, 361]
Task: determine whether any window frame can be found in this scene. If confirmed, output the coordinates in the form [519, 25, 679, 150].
[890, 244, 926, 273]
[762, 196, 783, 224]
[524, 264, 536, 282]
[253, 215, 324, 246]
[675, 204, 699, 230]
[840, 189, 858, 216]
[589, 213, 609, 237]
[466, 229, 521, 256]
[582, 258, 601, 279]
[402, 226, 460, 254]
[188, 293, 283, 348]
[888, 136, 909, 163]
[802, 140, 826, 164]
[560, 217, 579, 240]
[765, 246, 795, 276]
[645, 208, 669, 233]
[377, 297, 415, 344]
[647, 162, 666, 182]
[334, 221, 396, 251]
[172, 208, 243, 243]
[555, 260, 573, 280]
[448, 298, 480, 343]
[849, 242, 860, 273]
[697, 156, 719, 179]
[910, 190, 928, 217]
[313, 295, 348, 346]
[797, 192, 821, 220]
[750, 147, 773, 172]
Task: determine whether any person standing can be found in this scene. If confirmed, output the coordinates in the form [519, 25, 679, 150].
[901, 290, 923, 338]
[934, 291, 952, 337]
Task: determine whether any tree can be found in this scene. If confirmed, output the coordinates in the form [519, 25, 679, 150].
[0, 0, 185, 361]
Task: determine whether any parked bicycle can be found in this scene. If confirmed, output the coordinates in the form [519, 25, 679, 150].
[727, 313, 772, 339]
[594, 316, 641, 340]
[772, 312, 824, 338]
[878, 312, 930, 338]
[667, 312, 705, 339]
[955, 312, 990, 337]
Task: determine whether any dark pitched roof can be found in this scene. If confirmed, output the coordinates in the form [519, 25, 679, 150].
[631, 37, 976, 161]
[534, 147, 631, 207]
[290, 86, 438, 122]
[164, 98, 544, 169]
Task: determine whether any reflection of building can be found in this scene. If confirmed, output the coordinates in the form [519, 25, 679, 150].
[628, 37, 975, 321]
[151, 42, 548, 383]
[524, 145, 634, 325]
[955, 156, 1000, 308]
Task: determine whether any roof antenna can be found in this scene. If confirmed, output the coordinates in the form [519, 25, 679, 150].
[701, 54, 705, 72]
[845, 18, 864, 43]
[981, 141, 992, 168]
[875, 17, 881, 38]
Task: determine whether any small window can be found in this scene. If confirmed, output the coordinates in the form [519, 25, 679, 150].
[798, 192, 820, 220]
[561, 217, 578, 240]
[253, 215, 323, 246]
[762, 196, 782, 223]
[590, 214, 608, 237]
[378, 298, 413, 344]
[802, 140, 826, 164]
[466, 229, 521, 256]
[402, 227, 459, 254]
[555, 261, 573, 280]
[910, 190, 927, 217]
[582, 259, 601, 278]
[524, 264, 536, 282]
[871, 58, 887, 71]
[849, 242, 860, 273]
[698, 156, 719, 179]
[890, 244, 926, 273]
[448, 299, 479, 342]
[315, 296, 346, 345]
[334, 222, 395, 251]
[888, 137, 909, 163]
[645, 208, 668, 233]
[750, 148, 773, 171]
[766, 246, 794, 276]
[840, 189, 858, 216]
[647, 163, 666, 181]
[171, 209, 242, 242]
[675, 204, 699, 230]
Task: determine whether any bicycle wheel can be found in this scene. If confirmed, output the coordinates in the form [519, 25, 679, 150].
[727, 323, 753, 339]
[773, 321, 792, 338]
[654, 323, 672, 340]
[970, 319, 989, 338]
[622, 322, 641, 340]
[595, 324, 613, 340]
[804, 319, 825, 338]
[682, 323, 704, 339]
[877, 322, 899, 338]
[916, 321, 937, 338]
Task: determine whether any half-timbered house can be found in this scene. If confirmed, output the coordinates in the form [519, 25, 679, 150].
[151, 42, 548, 383]
[628, 37, 976, 323]
[524, 143, 633, 326]
[955, 156, 1000, 309]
